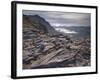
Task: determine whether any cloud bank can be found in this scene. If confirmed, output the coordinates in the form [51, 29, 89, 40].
[23, 10, 91, 27]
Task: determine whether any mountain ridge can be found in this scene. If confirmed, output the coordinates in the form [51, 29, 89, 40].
[23, 14, 56, 34]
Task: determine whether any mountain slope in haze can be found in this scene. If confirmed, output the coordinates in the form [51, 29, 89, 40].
[23, 15, 55, 34]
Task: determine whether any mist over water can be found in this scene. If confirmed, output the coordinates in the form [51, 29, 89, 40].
[54, 26, 90, 39]
[55, 27, 77, 34]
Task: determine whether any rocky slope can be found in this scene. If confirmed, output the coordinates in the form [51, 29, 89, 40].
[23, 15, 91, 69]
[23, 15, 56, 34]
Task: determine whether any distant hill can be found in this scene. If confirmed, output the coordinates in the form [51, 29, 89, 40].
[23, 15, 55, 34]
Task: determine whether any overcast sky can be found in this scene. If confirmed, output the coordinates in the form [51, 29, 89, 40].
[23, 10, 91, 27]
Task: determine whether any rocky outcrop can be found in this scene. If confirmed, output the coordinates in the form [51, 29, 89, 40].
[23, 27, 90, 69]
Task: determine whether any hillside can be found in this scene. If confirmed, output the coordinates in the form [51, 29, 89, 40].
[23, 15, 55, 34]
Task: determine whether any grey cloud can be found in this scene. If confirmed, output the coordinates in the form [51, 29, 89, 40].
[23, 10, 91, 26]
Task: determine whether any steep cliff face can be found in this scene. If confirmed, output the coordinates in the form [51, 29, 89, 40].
[23, 15, 55, 33]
